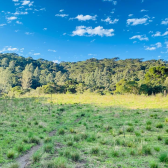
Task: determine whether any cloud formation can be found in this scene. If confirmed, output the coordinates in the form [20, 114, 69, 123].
[101, 17, 119, 24]
[127, 17, 149, 26]
[130, 35, 148, 41]
[55, 14, 69, 17]
[161, 18, 168, 25]
[72, 15, 97, 21]
[72, 26, 114, 37]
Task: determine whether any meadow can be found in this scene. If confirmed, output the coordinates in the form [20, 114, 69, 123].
[0, 94, 168, 168]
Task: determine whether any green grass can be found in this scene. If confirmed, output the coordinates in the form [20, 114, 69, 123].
[0, 97, 168, 167]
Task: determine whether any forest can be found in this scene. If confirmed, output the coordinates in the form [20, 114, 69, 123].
[0, 53, 168, 96]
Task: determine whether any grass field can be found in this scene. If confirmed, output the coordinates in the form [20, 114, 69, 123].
[0, 94, 168, 168]
[40, 93, 168, 109]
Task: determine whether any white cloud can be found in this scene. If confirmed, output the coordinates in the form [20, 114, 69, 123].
[7, 16, 17, 21]
[101, 17, 119, 24]
[152, 31, 168, 37]
[130, 35, 148, 41]
[88, 54, 97, 56]
[145, 42, 162, 51]
[16, 21, 23, 24]
[91, 39, 95, 43]
[14, 11, 28, 15]
[43, 28, 47, 30]
[155, 42, 162, 48]
[73, 15, 97, 21]
[161, 18, 168, 25]
[53, 60, 60, 64]
[128, 14, 133, 17]
[0, 46, 18, 53]
[140, 9, 148, 12]
[145, 47, 156, 51]
[12, 0, 19, 1]
[34, 53, 40, 55]
[0, 24, 6, 27]
[55, 14, 69, 17]
[103, 0, 117, 5]
[22, 0, 30, 5]
[72, 26, 114, 37]
[25, 32, 34, 35]
[127, 17, 149, 26]
[59, 9, 64, 12]
[48, 49, 56, 52]
[165, 42, 168, 48]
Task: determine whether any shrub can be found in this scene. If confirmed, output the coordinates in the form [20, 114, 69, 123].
[7, 151, 15, 159]
[150, 163, 158, 168]
[158, 136, 162, 141]
[154, 146, 160, 152]
[159, 152, 168, 163]
[143, 146, 152, 155]
[33, 153, 41, 163]
[67, 141, 73, 146]
[126, 127, 134, 132]
[146, 126, 152, 131]
[165, 118, 168, 122]
[165, 139, 168, 145]
[74, 135, 80, 142]
[6, 163, 19, 168]
[146, 121, 152, 125]
[58, 129, 65, 135]
[29, 137, 40, 144]
[71, 152, 80, 162]
[17, 145, 24, 152]
[91, 147, 99, 154]
[54, 157, 67, 168]
[44, 137, 52, 143]
[156, 123, 163, 128]
[44, 144, 53, 153]
[112, 150, 120, 157]
[130, 150, 135, 156]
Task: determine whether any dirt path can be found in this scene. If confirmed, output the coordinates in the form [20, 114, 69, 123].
[16, 144, 42, 168]
[16, 130, 56, 168]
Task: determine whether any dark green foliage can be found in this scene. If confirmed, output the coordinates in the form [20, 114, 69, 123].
[1, 54, 168, 95]
[159, 153, 168, 163]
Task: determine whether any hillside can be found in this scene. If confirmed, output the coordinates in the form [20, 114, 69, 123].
[0, 53, 168, 95]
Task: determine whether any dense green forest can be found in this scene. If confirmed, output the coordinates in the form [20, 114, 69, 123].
[0, 53, 168, 96]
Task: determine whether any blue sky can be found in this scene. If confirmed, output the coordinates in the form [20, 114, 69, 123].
[0, 0, 168, 63]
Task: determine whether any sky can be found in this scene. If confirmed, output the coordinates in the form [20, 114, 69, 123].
[0, 0, 168, 63]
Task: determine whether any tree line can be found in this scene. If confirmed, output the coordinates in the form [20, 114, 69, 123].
[0, 53, 168, 96]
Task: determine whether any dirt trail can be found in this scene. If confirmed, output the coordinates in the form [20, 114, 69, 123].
[16, 144, 42, 168]
[16, 130, 56, 168]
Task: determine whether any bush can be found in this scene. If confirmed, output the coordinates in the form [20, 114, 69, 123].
[91, 147, 99, 154]
[71, 152, 80, 162]
[112, 150, 120, 157]
[158, 136, 162, 141]
[156, 123, 163, 128]
[165, 139, 168, 145]
[159, 152, 168, 163]
[44, 137, 52, 143]
[29, 137, 40, 144]
[7, 151, 15, 159]
[44, 144, 53, 153]
[143, 146, 152, 155]
[6, 163, 19, 168]
[67, 141, 73, 146]
[17, 145, 24, 152]
[146, 126, 152, 131]
[33, 153, 41, 163]
[150, 163, 158, 168]
[126, 127, 134, 132]
[54, 157, 67, 168]
[58, 129, 65, 135]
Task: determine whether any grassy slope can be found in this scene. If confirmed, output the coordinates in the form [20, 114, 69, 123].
[0, 95, 168, 167]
